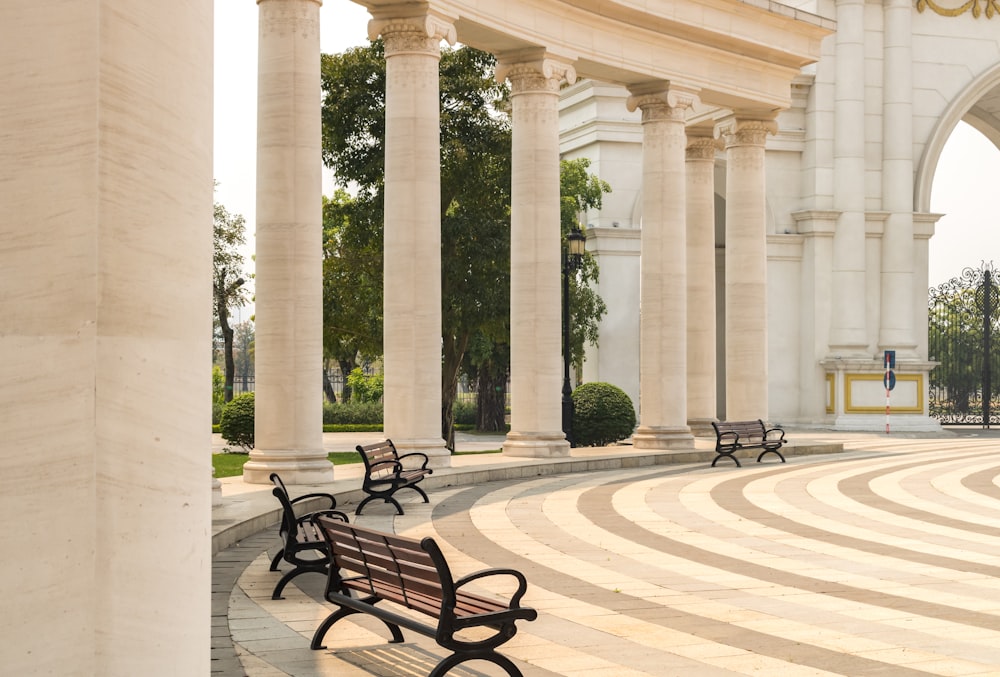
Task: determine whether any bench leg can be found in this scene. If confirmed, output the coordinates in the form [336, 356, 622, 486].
[406, 484, 430, 504]
[757, 448, 786, 463]
[355, 494, 405, 516]
[271, 563, 326, 600]
[268, 548, 284, 572]
[712, 452, 741, 468]
[311, 605, 404, 650]
[429, 650, 524, 677]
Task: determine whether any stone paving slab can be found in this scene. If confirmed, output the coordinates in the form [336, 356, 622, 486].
[213, 432, 1000, 676]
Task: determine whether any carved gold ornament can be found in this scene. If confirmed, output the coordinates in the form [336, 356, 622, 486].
[916, 0, 1000, 18]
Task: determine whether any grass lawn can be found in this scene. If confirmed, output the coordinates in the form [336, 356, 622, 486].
[212, 449, 500, 479]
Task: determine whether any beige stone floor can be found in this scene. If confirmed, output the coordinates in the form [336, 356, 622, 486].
[213, 431, 1000, 676]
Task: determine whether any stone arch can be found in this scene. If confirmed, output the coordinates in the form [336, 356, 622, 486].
[916, 61, 1000, 213]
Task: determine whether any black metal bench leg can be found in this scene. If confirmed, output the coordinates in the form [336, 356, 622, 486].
[311, 606, 404, 650]
[268, 548, 284, 572]
[407, 484, 430, 504]
[429, 651, 524, 677]
[712, 452, 741, 468]
[271, 564, 326, 600]
[757, 448, 786, 463]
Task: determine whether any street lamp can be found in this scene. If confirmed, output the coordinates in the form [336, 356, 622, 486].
[562, 227, 586, 447]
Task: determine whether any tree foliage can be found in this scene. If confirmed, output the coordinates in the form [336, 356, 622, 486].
[320, 42, 608, 449]
[213, 193, 250, 402]
[560, 158, 610, 373]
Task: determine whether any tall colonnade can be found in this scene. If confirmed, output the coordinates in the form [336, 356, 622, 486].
[247, 0, 830, 477]
[0, 0, 827, 669]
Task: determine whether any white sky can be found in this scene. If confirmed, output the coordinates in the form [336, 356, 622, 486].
[214, 1, 997, 307]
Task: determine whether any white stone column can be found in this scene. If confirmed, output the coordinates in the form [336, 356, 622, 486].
[717, 115, 777, 421]
[880, 0, 917, 357]
[1, 1, 212, 672]
[830, 0, 868, 354]
[628, 85, 698, 449]
[371, 13, 455, 467]
[685, 127, 719, 435]
[498, 52, 576, 457]
[245, 0, 332, 484]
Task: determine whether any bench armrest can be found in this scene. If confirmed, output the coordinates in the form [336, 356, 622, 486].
[300, 508, 349, 529]
[289, 492, 338, 510]
[717, 431, 740, 444]
[763, 428, 785, 442]
[395, 451, 431, 470]
[454, 568, 531, 609]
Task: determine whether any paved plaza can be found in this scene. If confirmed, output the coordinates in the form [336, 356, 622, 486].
[212, 431, 1000, 676]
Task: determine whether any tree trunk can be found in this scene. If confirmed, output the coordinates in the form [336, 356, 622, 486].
[322, 362, 337, 403]
[338, 358, 356, 402]
[476, 358, 508, 432]
[441, 332, 469, 453]
[217, 280, 236, 403]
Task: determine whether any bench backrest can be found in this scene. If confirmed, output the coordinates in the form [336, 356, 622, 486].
[270, 473, 304, 540]
[313, 515, 455, 618]
[356, 439, 402, 481]
[712, 419, 766, 443]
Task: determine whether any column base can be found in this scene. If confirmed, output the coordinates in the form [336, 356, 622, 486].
[388, 437, 452, 469]
[632, 426, 695, 450]
[503, 431, 570, 457]
[242, 449, 335, 485]
[211, 469, 223, 507]
[687, 418, 719, 438]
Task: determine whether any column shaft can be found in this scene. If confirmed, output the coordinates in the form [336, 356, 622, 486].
[686, 129, 719, 434]
[1, 1, 212, 671]
[499, 55, 575, 457]
[628, 86, 697, 449]
[880, 0, 916, 355]
[245, 0, 331, 484]
[830, 0, 868, 353]
[375, 14, 455, 466]
[718, 117, 775, 421]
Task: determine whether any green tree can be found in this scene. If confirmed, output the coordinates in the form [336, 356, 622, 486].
[214, 193, 249, 402]
[320, 43, 607, 449]
[233, 320, 255, 395]
[560, 158, 610, 375]
[322, 190, 383, 402]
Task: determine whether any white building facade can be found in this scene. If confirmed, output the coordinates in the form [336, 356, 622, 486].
[567, 0, 1000, 432]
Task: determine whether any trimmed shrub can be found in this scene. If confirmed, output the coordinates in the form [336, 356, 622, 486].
[571, 382, 636, 447]
[220, 392, 255, 450]
[323, 400, 383, 425]
[453, 400, 476, 426]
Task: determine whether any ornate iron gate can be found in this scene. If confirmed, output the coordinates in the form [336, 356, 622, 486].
[928, 262, 1000, 426]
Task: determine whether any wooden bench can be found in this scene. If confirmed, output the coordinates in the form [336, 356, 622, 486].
[310, 516, 537, 677]
[267, 473, 349, 600]
[711, 419, 786, 467]
[355, 439, 433, 515]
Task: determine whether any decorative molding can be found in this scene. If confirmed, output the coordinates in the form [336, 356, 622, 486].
[369, 13, 457, 55]
[826, 373, 835, 414]
[844, 373, 924, 414]
[496, 54, 577, 95]
[916, 0, 1000, 18]
[626, 84, 700, 123]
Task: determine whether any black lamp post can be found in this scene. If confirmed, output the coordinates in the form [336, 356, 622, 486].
[562, 227, 586, 447]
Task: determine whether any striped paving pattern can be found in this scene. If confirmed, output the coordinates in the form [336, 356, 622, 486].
[224, 438, 1000, 676]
